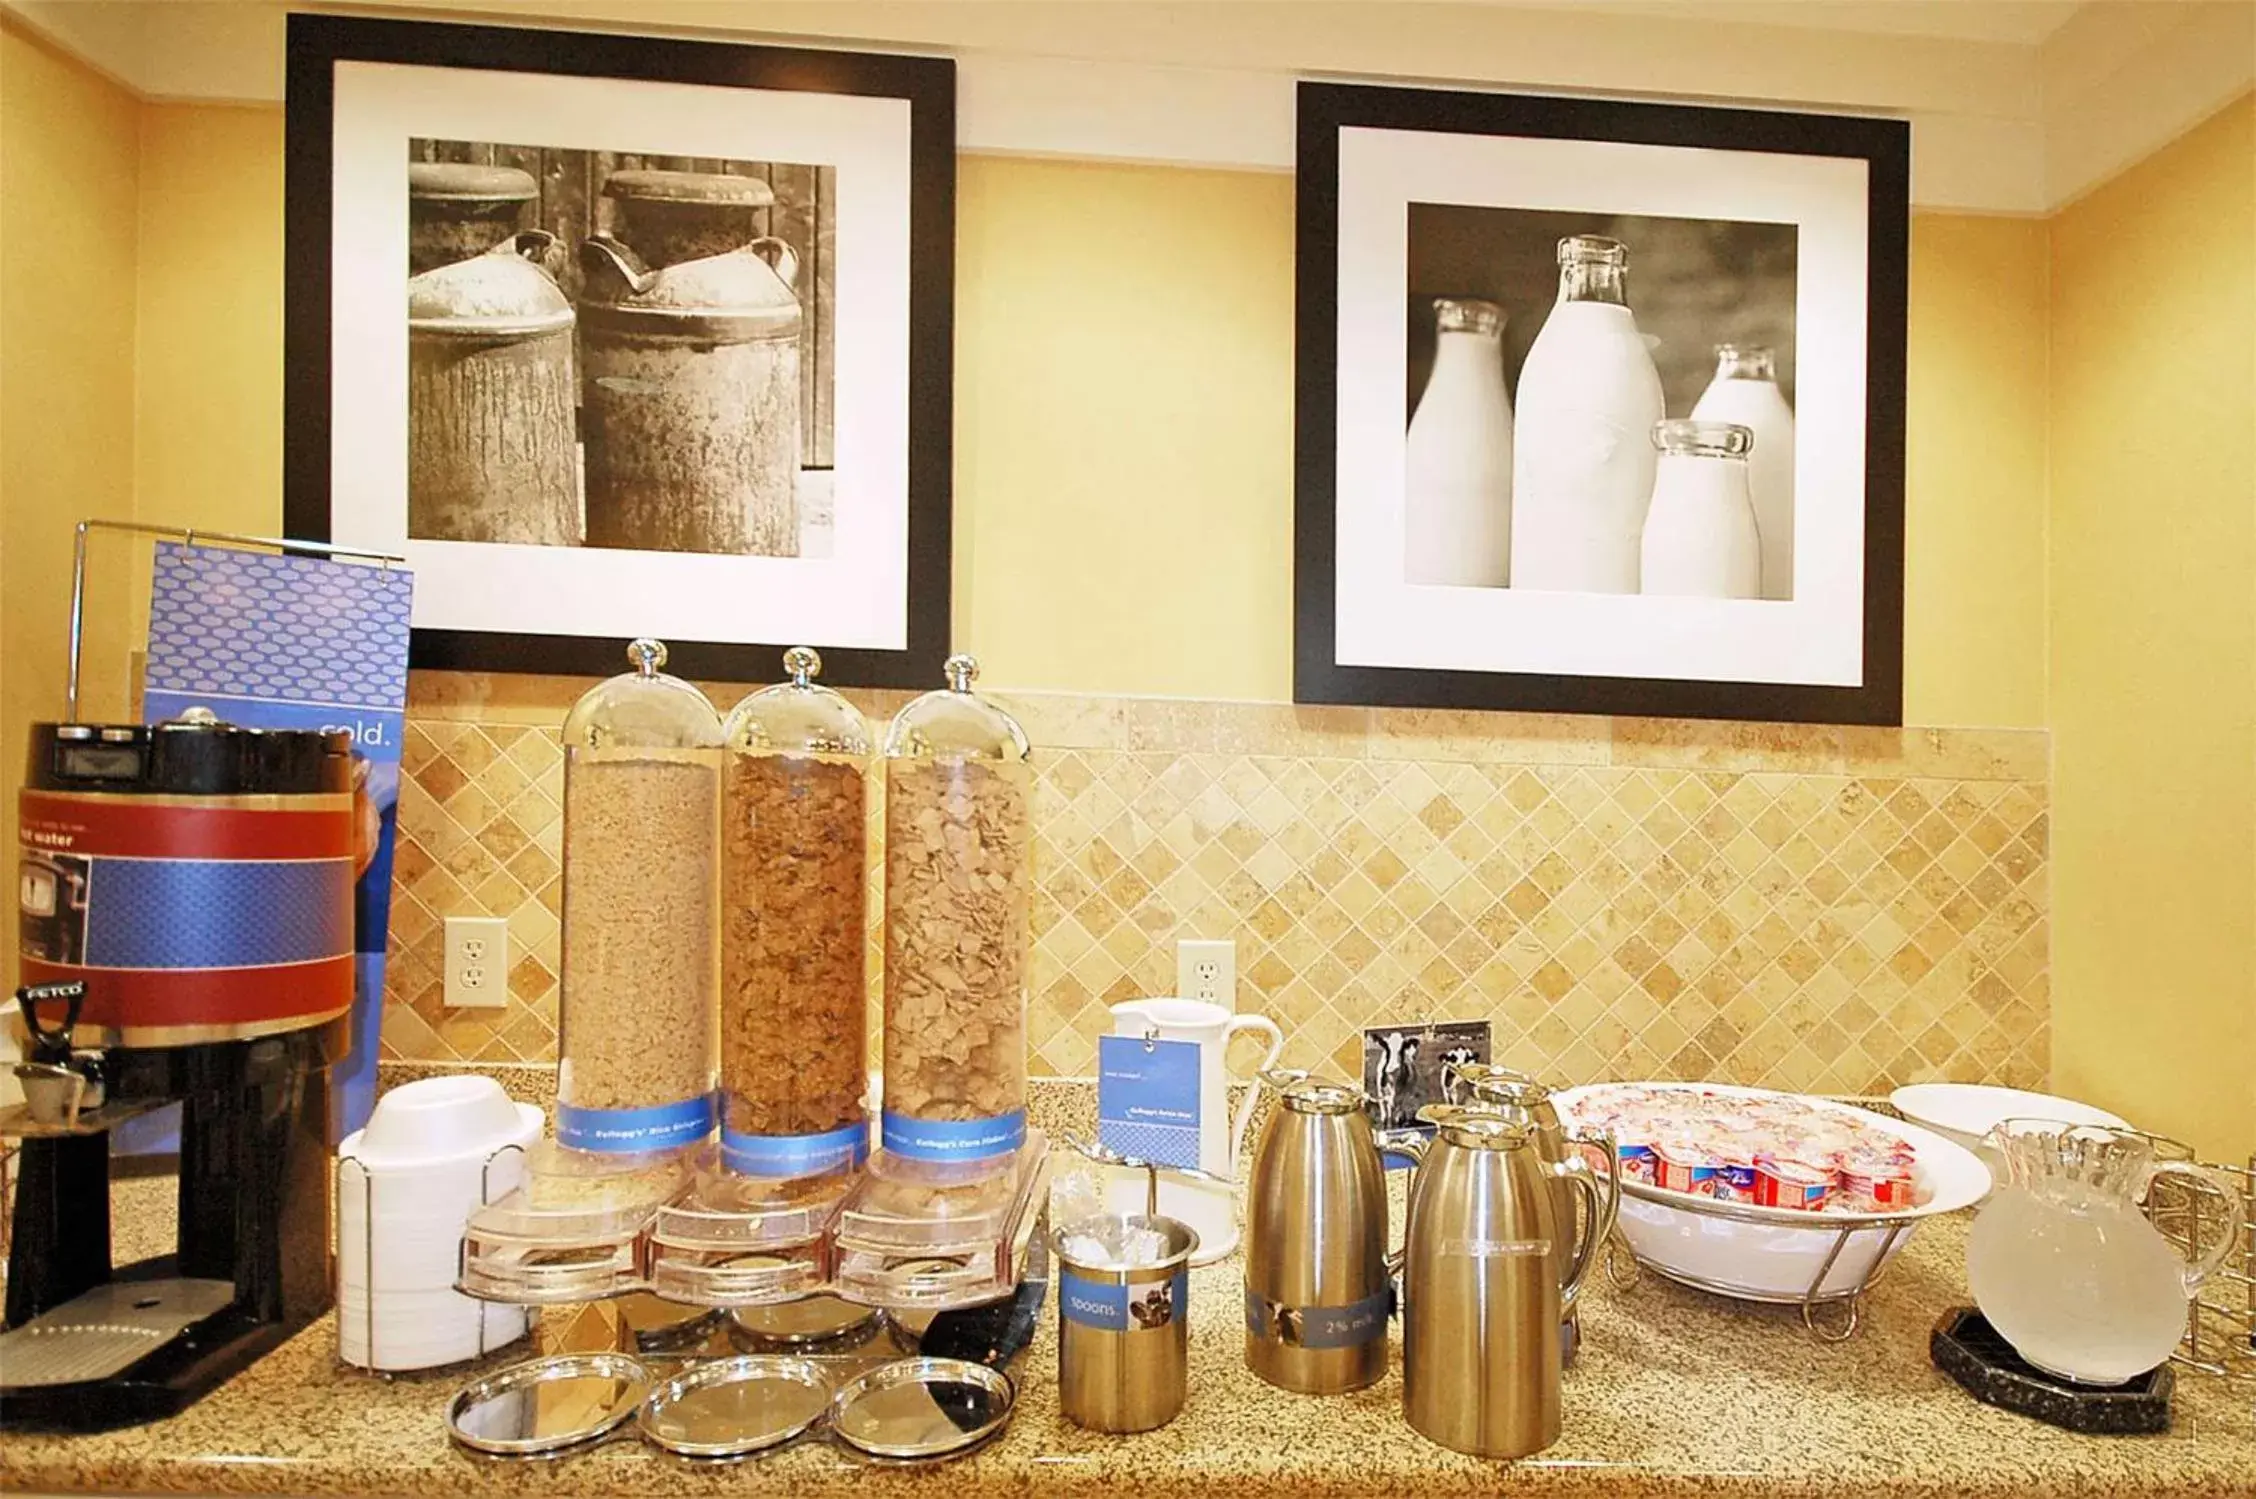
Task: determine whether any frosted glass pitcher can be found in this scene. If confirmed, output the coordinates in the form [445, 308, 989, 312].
[1107, 998, 1283, 1263]
[1965, 1119, 2244, 1385]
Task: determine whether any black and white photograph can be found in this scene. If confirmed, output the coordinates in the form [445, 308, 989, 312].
[1362, 1020, 1492, 1132]
[287, 15, 955, 685]
[406, 140, 838, 559]
[1404, 205, 1798, 601]
[1297, 82, 1907, 726]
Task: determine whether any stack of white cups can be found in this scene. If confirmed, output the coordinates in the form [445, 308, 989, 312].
[336, 1074, 542, 1370]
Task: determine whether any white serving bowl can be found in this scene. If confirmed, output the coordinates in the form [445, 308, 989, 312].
[1887, 1083, 2128, 1156]
[1552, 1082, 1991, 1304]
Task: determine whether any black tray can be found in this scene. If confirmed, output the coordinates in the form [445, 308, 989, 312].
[1931, 1306, 2173, 1434]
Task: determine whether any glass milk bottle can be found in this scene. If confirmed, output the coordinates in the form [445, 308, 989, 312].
[1639, 420, 1761, 599]
[1509, 236, 1665, 594]
[1404, 298, 1513, 586]
[1691, 344, 1796, 599]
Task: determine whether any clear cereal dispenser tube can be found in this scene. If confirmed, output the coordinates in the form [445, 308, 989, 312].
[879, 653, 1033, 1169]
[716, 647, 873, 1179]
[556, 638, 722, 1157]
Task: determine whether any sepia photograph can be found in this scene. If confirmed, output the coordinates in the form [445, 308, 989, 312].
[290, 15, 957, 685]
[1403, 205, 1798, 601]
[406, 140, 837, 560]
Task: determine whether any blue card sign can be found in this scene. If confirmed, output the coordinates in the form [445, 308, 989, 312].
[142, 542, 412, 1146]
[1098, 1034, 1201, 1169]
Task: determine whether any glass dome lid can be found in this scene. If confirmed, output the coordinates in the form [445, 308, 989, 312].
[881, 654, 1028, 763]
[562, 638, 722, 751]
[722, 647, 870, 757]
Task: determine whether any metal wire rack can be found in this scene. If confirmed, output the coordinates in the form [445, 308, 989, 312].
[2145, 1145, 2256, 1385]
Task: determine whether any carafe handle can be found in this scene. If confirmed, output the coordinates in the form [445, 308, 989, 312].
[1551, 1153, 1606, 1312]
[2146, 1159, 2247, 1293]
[1565, 1126, 1621, 1304]
[1373, 1130, 1429, 1278]
[1224, 1015, 1286, 1177]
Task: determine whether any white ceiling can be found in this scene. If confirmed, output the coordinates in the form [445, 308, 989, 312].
[1523, 2, 2087, 47]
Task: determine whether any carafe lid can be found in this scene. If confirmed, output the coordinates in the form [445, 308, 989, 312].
[1417, 1104, 1534, 1149]
[561, 638, 724, 752]
[723, 647, 872, 757]
[1261, 1068, 1364, 1116]
[883, 654, 1030, 764]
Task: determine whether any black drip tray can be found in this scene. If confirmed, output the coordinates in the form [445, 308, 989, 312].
[1931, 1306, 2173, 1434]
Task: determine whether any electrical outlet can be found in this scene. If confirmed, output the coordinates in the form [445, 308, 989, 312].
[1176, 938, 1236, 1011]
[445, 916, 509, 1009]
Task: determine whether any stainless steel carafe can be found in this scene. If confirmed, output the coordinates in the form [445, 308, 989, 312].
[1398, 1105, 1603, 1459]
[1453, 1064, 1621, 1316]
[1242, 1069, 1393, 1394]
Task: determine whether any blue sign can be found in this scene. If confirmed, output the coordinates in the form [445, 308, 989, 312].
[1061, 1267, 1188, 1333]
[558, 1094, 716, 1154]
[140, 542, 412, 1149]
[880, 1108, 1027, 1164]
[721, 1117, 870, 1177]
[1097, 1034, 1201, 1169]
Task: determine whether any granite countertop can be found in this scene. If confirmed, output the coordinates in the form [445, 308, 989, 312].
[6, 1189, 2252, 1498]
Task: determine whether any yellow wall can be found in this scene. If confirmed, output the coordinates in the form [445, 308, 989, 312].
[1903, 213, 2051, 730]
[0, 22, 141, 993]
[2048, 95, 2256, 1159]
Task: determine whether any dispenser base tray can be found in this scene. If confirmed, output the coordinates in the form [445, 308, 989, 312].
[1930, 1306, 2173, 1434]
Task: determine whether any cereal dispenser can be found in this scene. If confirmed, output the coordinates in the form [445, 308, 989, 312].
[715, 647, 872, 1178]
[877, 654, 1032, 1168]
[556, 638, 722, 1157]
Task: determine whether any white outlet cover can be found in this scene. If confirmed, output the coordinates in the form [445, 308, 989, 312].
[1175, 938, 1236, 1011]
[445, 916, 509, 1009]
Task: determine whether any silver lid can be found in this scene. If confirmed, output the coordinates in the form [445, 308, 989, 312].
[636, 1355, 831, 1460]
[827, 1357, 1016, 1462]
[1260, 1068, 1365, 1116]
[722, 645, 873, 757]
[446, 1352, 647, 1457]
[882, 652, 1030, 764]
[728, 1295, 881, 1350]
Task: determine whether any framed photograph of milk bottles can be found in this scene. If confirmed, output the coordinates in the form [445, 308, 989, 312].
[1295, 82, 1909, 724]
[283, 15, 955, 686]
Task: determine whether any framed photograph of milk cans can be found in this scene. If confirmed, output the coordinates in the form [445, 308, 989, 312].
[285, 15, 955, 685]
[1294, 82, 1908, 724]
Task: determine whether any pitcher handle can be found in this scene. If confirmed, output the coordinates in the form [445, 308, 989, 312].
[1565, 1126, 1622, 1305]
[1551, 1154, 1606, 1313]
[2146, 1159, 2247, 1293]
[1224, 1015, 1286, 1178]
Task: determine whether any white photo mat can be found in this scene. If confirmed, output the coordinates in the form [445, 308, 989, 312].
[1332, 125, 1871, 687]
[329, 61, 914, 649]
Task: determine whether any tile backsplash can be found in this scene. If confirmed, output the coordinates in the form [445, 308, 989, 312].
[383, 678, 2049, 1097]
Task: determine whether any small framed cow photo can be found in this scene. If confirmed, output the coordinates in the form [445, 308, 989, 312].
[1361, 1020, 1493, 1137]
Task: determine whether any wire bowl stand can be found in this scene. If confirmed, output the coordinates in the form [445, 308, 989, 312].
[337, 1141, 527, 1375]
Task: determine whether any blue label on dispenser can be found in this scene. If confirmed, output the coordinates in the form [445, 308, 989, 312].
[557, 1094, 715, 1154]
[1244, 1286, 1391, 1349]
[1097, 1034, 1201, 1169]
[1061, 1267, 1188, 1333]
[880, 1108, 1027, 1163]
[720, 1118, 870, 1177]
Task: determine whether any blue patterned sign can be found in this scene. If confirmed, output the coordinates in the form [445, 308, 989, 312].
[1098, 1034, 1201, 1169]
[143, 543, 413, 1144]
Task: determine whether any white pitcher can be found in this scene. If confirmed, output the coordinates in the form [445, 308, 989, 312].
[1107, 998, 1284, 1264]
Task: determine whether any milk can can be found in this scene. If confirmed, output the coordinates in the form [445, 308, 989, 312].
[406, 230, 580, 547]
[578, 234, 802, 556]
[602, 168, 774, 268]
[408, 161, 537, 275]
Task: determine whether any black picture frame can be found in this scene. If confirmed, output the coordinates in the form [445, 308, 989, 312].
[1294, 81, 1908, 725]
[285, 14, 955, 686]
